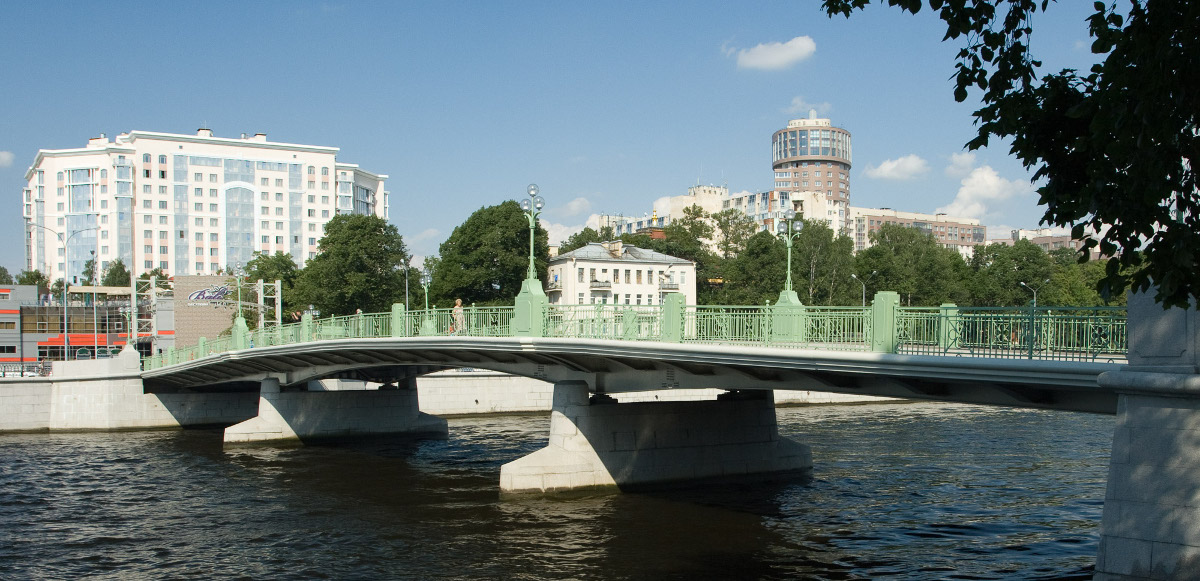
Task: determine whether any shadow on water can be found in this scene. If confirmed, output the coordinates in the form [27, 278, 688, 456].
[0, 403, 1111, 580]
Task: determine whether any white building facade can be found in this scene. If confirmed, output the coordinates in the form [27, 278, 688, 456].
[547, 242, 696, 306]
[22, 129, 388, 283]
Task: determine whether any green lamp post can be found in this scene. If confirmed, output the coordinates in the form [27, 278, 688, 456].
[777, 209, 803, 306]
[512, 183, 548, 337]
[419, 268, 436, 335]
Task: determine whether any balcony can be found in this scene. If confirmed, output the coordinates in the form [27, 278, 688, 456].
[589, 280, 612, 291]
[659, 282, 680, 291]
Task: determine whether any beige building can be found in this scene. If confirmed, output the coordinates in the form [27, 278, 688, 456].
[847, 207, 986, 259]
[547, 241, 696, 306]
[989, 228, 1095, 257]
[22, 129, 388, 284]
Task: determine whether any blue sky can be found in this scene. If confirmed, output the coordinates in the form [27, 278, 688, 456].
[0, 1, 1103, 274]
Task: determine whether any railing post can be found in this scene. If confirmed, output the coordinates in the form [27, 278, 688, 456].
[390, 303, 406, 337]
[938, 303, 959, 353]
[301, 312, 314, 342]
[198, 337, 207, 357]
[165, 346, 175, 366]
[772, 290, 806, 344]
[871, 291, 900, 353]
[232, 315, 249, 350]
[661, 293, 684, 342]
[512, 279, 548, 338]
[1028, 304, 1037, 359]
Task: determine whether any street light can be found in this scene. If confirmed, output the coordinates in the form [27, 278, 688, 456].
[1019, 278, 1051, 307]
[29, 221, 98, 361]
[777, 209, 803, 293]
[91, 250, 98, 358]
[419, 268, 435, 335]
[850, 270, 877, 307]
[519, 183, 546, 281]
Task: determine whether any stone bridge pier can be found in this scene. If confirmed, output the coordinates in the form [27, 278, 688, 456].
[1095, 293, 1200, 580]
[500, 380, 811, 493]
[223, 377, 447, 445]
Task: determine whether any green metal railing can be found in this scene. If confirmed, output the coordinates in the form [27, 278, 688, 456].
[142, 297, 1127, 371]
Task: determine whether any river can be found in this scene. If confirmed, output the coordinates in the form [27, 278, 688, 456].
[0, 401, 1111, 580]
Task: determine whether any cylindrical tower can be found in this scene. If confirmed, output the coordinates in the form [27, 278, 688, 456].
[771, 110, 852, 231]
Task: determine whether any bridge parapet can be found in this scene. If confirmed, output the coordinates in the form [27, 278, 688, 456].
[142, 296, 1128, 371]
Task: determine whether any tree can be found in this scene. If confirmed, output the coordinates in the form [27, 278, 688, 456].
[431, 201, 548, 307]
[711, 208, 759, 260]
[559, 227, 603, 254]
[966, 240, 1054, 307]
[244, 252, 300, 314]
[825, 0, 1200, 306]
[292, 214, 409, 316]
[718, 230, 788, 305]
[858, 224, 969, 306]
[0, 266, 12, 285]
[16, 270, 48, 295]
[138, 267, 172, 289]
[101, 259, 131, 287]
[81, 258, 99, 286]
[789, 219, 858, 305]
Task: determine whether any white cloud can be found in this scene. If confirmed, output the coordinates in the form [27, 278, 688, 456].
[0, 151, 14, 168]
[864, 154, 930, 180]
[408, 228, 439, 243]
[944, 152, 976, 177]
[728, 36, 816, 70]
[937, 166, 1032, 219]
[541, 220, 584, 246]
[784, 96, 832, 116]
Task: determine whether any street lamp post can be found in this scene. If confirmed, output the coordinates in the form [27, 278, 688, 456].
[29, 222, 98, 361]
[850, 270, 878, 307]
[776, 209, 803, 305]
[1019, 278, 1050, 307]
[91, 250, 98, 357]
[419, 269, 436, 335]
[512, 184, 549, 337]
[519, 184, 546, 281]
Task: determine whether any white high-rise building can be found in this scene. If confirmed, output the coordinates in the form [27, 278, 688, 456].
[21, 129, 388, 283]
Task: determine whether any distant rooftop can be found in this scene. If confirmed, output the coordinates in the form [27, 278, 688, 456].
[551, 242, 693, 265]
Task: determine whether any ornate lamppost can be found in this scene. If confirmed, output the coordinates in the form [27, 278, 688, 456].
[419, 268, 436, 335]
[777, 209, 804, 306]
[510, 184, 549, 337]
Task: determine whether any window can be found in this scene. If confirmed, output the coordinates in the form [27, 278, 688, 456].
[209, 204, 218, 212]
[321, 182, 329, 190]
[195, 188, 203, 197]
[159, 246, 168, 254]
[158, 216, 167, 224]
[577, 268, 584, 282]
[209, 189, 217, 198]
[262, 235, 269, 243]
[211, 263, 219, 271]
[194, 218, 203, 226]
[194, 173, 203, 182]
[275, 179, 283, 187]
[159, 186, 167, 194]
[210, 233, 218, 242]
[160, 170, 166, 179]
[307, 195, 315, 203]
[276, 208, 284, 216]
[195, 232, 203, 241]
[636, 271, 642, 284]
[308, 166, 315, 175]
[143, 154, 151, 163]
[143, 185, 152, 194]
[624, 294, 630, 305]
[158, 201, 167, 209]
[275, 192, 282, 201]
[261, 192, 269, 201]
[195, 247, 203, 256]
[636, 294, 642, 305]
[158, 155, 166, 164]
[321, 167, 329, 176]
[307, 209, 315, 217]
[308, 237, 316, 245]
[57, 202, 64, 211]
[321, 196, 329, 204]
[209, 248, 219, 256]
[275, 221, 283, 230]
[142, 200, 152, 209]
[321, 210, 328, 218]
[209, 218, 219, 226]
[100, 230, 109, 239]
[275, 236, 283, 244]
[144, 261, 152, 269]
[209, 174, 217, 183]
[144, 245, 153, 253]
[143, 215, 151, 224]
[625, 270, 631, 284]
[260, 177, 269, 186]
[194, 203, 203, 211]
[308, 181, 315, 189]
[196, 262, 204, 271]
[261, 207, 269, 215]
[159, 261, 167, 269]
[262, 221, 270, 229]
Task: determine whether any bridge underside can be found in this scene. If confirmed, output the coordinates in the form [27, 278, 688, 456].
[142, 337, 1120, 414]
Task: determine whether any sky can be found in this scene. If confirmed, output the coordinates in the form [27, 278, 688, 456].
[0, 1, 1104, 274]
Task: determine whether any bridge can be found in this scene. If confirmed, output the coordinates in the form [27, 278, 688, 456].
[114, 290, 1200, 579]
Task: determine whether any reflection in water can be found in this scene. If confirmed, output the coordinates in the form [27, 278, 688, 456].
[0, 403, 1110, 580]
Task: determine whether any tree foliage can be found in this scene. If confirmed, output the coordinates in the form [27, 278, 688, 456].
[857, 224, 969, 306]
[711, 208, 759, 260]
[293, 214, 409, 316]
[244, 252, 301, 314]
[559, 228, 604, 254]
[825, 0, 1200, 306]
[431, 201, 548, 306]
[101, 259, 131, 287]
[0, 266, 12, 285]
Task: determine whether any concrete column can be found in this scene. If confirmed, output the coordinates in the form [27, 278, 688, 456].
[390, 303, 407, 337]
[1095, 291, 1200, 580]
[937, 303, 959, 352]
[223, 378, 448, 445]
[499, 380, 812, 494]
[512, 278, 548, 337]
[772, 289, 807, 343]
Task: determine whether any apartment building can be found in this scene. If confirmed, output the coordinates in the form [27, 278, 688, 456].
[847, 207, 986, 258]
[22, 129, 388, 283]
[547, 241, 696, 306]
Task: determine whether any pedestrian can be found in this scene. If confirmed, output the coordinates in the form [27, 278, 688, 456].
[452, 298, 465, 336]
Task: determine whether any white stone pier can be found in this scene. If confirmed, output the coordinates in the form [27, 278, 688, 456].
[223, 377, 448, 444]
[499, 380, 811, 494]
[1095, 293, 1200, 580]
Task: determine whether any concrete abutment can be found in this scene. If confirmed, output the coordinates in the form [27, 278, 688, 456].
[499, 380, 812, 494]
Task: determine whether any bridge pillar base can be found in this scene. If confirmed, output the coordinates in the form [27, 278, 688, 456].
[499, 381, 811, 494]
[223, 378, 447, 445]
